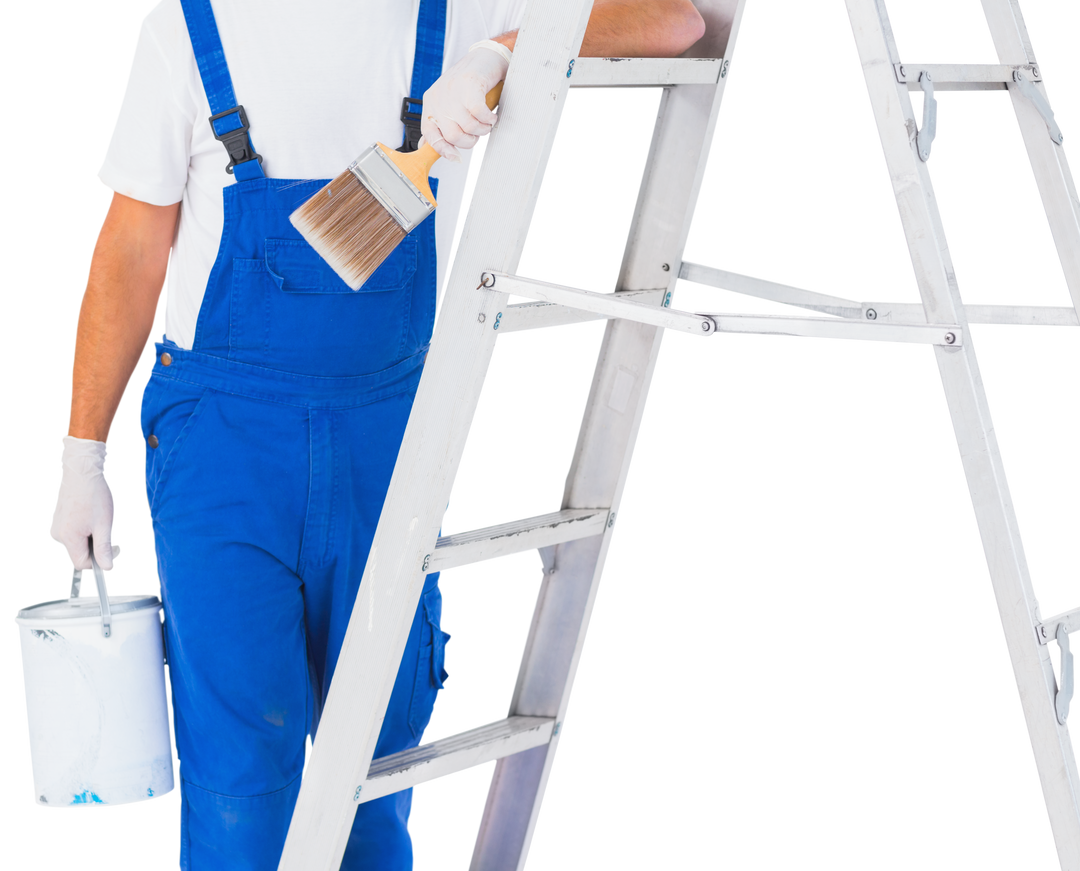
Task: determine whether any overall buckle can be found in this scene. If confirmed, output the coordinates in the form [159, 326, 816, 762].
[209, 105, 263, 174]
[398, 96, 423, 153]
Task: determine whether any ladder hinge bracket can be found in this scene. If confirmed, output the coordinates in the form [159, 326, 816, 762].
[916, 71, 937, 162]
[1012, 70, 1064, 145]
[1055, 623, 1073, 724]
[1037, 612, 1076, 724]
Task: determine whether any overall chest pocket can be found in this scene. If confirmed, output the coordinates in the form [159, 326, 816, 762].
[230, 236, 418, 376]
[265, 238, 415, 294]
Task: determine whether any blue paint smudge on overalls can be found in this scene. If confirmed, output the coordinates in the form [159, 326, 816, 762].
[144, 2, 450, 868]
[71, 790, 105, 805]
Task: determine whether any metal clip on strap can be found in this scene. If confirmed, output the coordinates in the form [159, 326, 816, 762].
[210, 105, 263, 174]
[398, 97, 424, 154]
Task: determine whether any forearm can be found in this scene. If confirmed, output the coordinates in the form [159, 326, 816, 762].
[493, 0, 705, 58]
[69, 193, 179, 442]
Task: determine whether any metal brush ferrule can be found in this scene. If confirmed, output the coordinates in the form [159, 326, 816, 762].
[348, 145, 434, 234]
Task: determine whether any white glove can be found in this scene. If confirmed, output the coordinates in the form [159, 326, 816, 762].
[51, 436, 118, 570]
[421, 39, 512, 162]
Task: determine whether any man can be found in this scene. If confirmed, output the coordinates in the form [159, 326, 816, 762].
[50, 0, 705, 867]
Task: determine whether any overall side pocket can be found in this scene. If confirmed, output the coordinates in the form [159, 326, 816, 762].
[141, 376, 212, 516]
[408, 585, 450, 739]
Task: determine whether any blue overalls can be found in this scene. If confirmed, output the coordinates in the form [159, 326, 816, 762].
[141, 2, 448, 868]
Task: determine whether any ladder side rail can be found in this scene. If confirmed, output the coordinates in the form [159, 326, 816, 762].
[471, 3, 748, 869]
[276, 2, 595, 868]
[980, 0, 1080, 310]
[847, 2, 1080, 867]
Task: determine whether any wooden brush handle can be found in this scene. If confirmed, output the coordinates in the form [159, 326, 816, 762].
[381, 81, 505, 205]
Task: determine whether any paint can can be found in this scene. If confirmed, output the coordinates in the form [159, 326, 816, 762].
[16, 552, 173, 806]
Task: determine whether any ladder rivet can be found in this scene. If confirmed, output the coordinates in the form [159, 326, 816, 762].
[478, 313, 486, 324]
[899, 64, 907, 78]
[865, 308, 877, 320]
[661, 263, 670, 271]
[944, 332, 957, 344]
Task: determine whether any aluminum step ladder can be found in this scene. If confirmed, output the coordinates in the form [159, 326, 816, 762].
[278, 0, 1080, 867]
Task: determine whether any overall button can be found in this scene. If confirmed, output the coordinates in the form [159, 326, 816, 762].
[148, 435, 159, 449]
[160, 352, 172, 367]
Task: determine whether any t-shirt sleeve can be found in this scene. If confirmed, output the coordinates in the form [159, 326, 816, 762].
[99, 2, 195, 206]
[489, 0, 529, 37]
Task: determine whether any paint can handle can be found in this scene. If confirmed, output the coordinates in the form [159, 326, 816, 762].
[89, 548, 112, 639]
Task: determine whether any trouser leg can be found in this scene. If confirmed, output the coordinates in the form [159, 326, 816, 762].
[146, 384, 313, 870]
[145, 380, 448, 870]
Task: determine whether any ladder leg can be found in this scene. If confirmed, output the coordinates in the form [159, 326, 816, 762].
[984, 0, 1080, 302]
[473, 317, 665, 868]
[847, 2, 1080, 867]
[468, 5, 756, 864]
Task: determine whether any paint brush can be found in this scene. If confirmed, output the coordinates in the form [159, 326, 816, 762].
[290, 83, 503, 290]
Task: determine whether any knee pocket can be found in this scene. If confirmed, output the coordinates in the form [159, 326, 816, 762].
[408, 585, 449, 739]
[181, 774, 302, 870]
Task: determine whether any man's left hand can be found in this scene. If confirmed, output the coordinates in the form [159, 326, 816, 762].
[421, 40, 511, 162]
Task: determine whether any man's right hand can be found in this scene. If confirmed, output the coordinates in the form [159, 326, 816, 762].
[51, 436, 117, 570]
[56, 193, 177, 571]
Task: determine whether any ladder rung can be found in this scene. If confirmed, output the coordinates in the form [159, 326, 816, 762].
[429, 508, 610, 572]
[894, 62, 1042, 91]
[360, 716, 555, 803]
[569, 56, 724, 87]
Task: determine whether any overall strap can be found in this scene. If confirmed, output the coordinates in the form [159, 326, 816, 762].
[178, 0, 266, 180]
[400, 0, 448, 152]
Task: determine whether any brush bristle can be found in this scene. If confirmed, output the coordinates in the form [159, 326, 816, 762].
[290, 170, 407, 290]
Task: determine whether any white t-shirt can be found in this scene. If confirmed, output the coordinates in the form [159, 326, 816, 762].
[100, 0, 525, 350]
